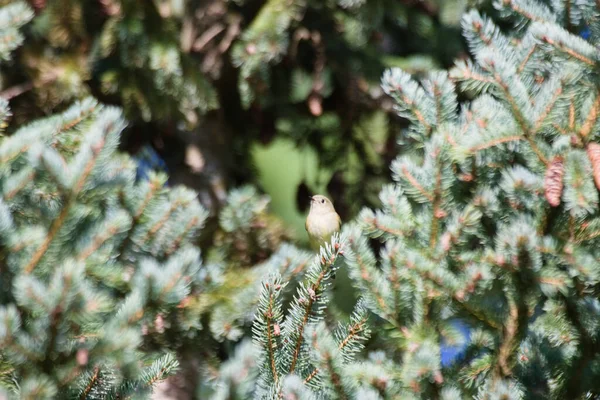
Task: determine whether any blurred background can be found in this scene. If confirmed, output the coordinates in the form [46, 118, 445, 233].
[0, 0, 484, 243]
[0, 0, 487, 397]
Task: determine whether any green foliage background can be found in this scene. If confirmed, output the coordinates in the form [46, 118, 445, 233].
[0, 1, 472, 397]
[11, 0, 600, 399]
[0, 0, 472, 228]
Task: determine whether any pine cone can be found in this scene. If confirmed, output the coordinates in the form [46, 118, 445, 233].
[544, 156, 564, 207]
[586, 142, 600, 190]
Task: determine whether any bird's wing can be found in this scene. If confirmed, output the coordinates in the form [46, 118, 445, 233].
[335, 212, 341, 231]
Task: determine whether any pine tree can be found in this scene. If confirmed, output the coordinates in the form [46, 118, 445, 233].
[0, 5, 207, 396]
[1, 0, 470, 221]
[0, 25, 311, 399]
[338, 0, 600, 398]
[249, 234, 373, 398]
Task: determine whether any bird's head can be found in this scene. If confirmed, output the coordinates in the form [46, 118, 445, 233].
[309, 195, 336, 215]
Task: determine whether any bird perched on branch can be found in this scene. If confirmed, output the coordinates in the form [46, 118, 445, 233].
[305, 195, 341, 251]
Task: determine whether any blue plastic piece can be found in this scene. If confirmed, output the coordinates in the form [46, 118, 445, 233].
[580, 26, 591, 40]
[133, 144, 169, 183]
[440, 319, 471, 367]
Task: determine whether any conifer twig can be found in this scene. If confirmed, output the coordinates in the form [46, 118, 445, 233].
[79, 367, 100, 400]
[303, 315, 368, 385]
[25, 137, 105, 274]
[540, 36, 596, 66]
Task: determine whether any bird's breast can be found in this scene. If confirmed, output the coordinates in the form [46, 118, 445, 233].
[307, 212, 340, 238]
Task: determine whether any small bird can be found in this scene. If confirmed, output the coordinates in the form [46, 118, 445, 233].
[305, 195, 341, 251]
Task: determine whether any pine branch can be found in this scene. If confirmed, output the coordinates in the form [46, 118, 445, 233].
[280, 235, 346, 376]
[563, 296, 600, 398]
[0, 100, 98, 164]
[24, 135, 105, 274]
[532, 86, 563, 133]
[468, 135, 523, 152]
[164, 216, 199, 256]
[578, 94, 600, 138]
[517, 44, 538, 73]
[497, 0, 556, 24]
[304, 300, 370, 385]
[538, 34, 596, 66]
[400, 165, 434, 202]
[254, 274, 285, 388]
[495, 294, 519, 378]
[76, 223, 122, 261]
[430, 157, 444, 248]
[345, 231, 395, 321]
[3, 168, 36, 200]
[305, 323, 348, 398]
[79, 367, 100, 400]
[117, 175, 163, 261]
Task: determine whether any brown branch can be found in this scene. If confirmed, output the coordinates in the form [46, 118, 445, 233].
[307, 31, 326, 117]
[540, 36, 596, 66]
[266, 291, 279, 385]
[538, 276, 565, 286]
[326, 355, 346, 399]
[579, 95, 600, 138]
[164, 216, 199, 256]
[192, 23, 225, 52]
[0, 82, 33, 100]
[289, 267, 327, 375]
[158, 272, 184, 302]
[4, 170, 36, 200]
[143, 201, 185, 243]
[401, 166, 434, 202]
[506, 1, 549, 23]
[468, 135, 523, 152]
[289, 250, 342, 375]
[430, 157, 444, 248]
[517, 44, 537, 74]
[404, 95, 432, 132]
[493, 73, 532, 131]
[304, 368, 319, 384]
[525, 136, 549, 166]
[1, 101, 96, 169]
[146, 365, 169, 387]
[43, 273, 72, 374]
[362, 217, 404, 237]
[495, 294, 519, 378]
[76, 225, 119, 261]
[552, 122, 568, 135]
[337, 316, 368, 351]
[0, 70, 61, 101]
[79, 367, 100, 400]
[24, 138, 105, 274]
[533, 86, 563, 133]
[432, 82, 443, 127]
[304, 318, 365, 394]
[569, 100, 576, 131]
[289, 27, 311, 60]
[490, 69, 548, 166]
[24, 202, 71, 275]
[455, 69, 495, 86]
[217, 15, 241, 54]
[576, 228, 600, 242]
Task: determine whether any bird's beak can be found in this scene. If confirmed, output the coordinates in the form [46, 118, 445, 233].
[309, 196, 314, 202]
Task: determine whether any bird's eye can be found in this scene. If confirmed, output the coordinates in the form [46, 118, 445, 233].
[321, 199, 325, 204]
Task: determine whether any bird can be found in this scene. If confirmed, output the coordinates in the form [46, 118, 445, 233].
[305, 194, 341, 252]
